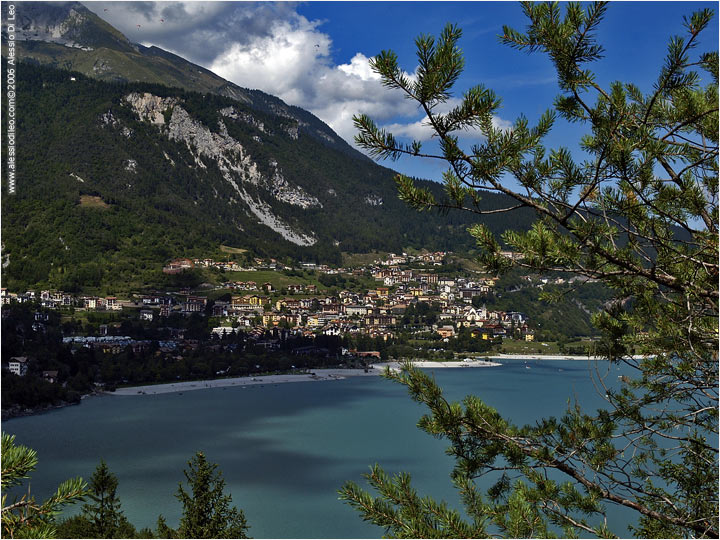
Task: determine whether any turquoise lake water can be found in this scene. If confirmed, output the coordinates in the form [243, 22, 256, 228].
[4, 360, 637, 537]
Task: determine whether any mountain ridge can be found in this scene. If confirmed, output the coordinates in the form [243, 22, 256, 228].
[1, 3, 537, 293]
[1, 1, 368, 161]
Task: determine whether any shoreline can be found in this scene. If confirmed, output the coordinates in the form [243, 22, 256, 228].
[1, 389, 103, 420]
[108, 369, 380, 396]
[107, 355, 629, 397]
[3, 355, 645, 412]
[485, 354, 619, 361]
[108, 360, 502, 396]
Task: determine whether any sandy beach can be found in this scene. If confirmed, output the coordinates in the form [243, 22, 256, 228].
[108, 359, 502, 396]
[108, 354, 639, 396]
[110, 369, 378, 396]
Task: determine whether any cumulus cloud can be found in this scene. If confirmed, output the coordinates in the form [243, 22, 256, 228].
[87, 1, 511, 151]
[337, 53, 381, 81]
[85, 2, 300, 64]
[209, 15, 331, 99]
[376, 96, 514, 144]
[210, 21, 420, 144]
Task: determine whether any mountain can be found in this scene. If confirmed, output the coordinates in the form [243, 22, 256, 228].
[1, 3, 535, 293]
[2, 1, 362, 159]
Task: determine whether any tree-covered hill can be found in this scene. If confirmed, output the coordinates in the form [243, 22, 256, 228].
[1, 62, 536, 293]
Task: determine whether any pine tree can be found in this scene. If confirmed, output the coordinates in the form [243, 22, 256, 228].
[80, 460, 136, 538]
[156, 452, 250, 539]
[1, 433, 87, 539]
[340, 2, 718, 537]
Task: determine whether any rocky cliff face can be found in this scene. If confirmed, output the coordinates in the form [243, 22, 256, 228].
[6, 1, 134, 52]
[11, 3, 90, 49]
[123, 92, 320, 246]
[6, 2, 368, 162]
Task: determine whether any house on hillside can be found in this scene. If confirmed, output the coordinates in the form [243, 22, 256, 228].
[8, 357, 29, 376]
[364, 313, 397, 327]
[503, 311, 527, 324]
[460, 287, 490, 303]
[232, 295, 264, 308]
[417, 273, 439, 284]
[344, 305, 369, 317]
[42, 370, 59, 383]
[182, 296, 207, 314]
[212, 327, 239, 338]
[483, 323, 507, 339]
[376, 287, 390, 298]
[212, 301, 230, 317]
[163, 258, 194, 274]
[351, 350, 381, 359]
[437, 326, 455, 338]
[463, 305, 487, 324]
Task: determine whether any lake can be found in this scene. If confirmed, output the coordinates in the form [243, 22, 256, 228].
[4, 359, 637, 537]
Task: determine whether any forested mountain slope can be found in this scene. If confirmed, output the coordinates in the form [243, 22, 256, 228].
[1, 63, 535, 292]
[1, 1, 370, 160]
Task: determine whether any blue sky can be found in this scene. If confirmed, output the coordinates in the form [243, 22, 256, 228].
[88, 1, 718, 182]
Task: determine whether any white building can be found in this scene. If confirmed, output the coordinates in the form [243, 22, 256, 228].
[8, 357, 28, 377]
[212, 326, 239, 337]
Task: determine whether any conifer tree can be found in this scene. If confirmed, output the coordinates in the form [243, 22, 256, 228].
[1, 433, 87, 539]
[156, 452, 250, 539]
[79, 460, 136, 538]
[340, 2, 718, 537]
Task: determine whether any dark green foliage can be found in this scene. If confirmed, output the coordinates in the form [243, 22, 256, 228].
[80, 460, 136, 538]
[343, 2, 718, 538]
[1, 373, 81, 411]
[401, 301, 440, 326]
[1, 433, 88, 538]
[55, 515, 100, 539]
[156, 452, 249, 539]
[480, 271, 614, 339]
[1, 303, 84, 410]
[55, 460, 138, 539]
[1, 301, 408, 412]
[1, 59, 536, 293]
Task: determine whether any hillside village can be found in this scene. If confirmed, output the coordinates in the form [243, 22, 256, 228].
[2, 251, 536, 351]
[2, 251, 565, 394]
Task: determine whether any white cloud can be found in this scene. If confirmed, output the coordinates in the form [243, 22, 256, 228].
[492, 116, 514, 131]
[86, 2, 302, 64]
[89, 2, 512, 152]
[209, 24, 420, 144]
[337, 53, 381, 81]
[384, 120, 435, 141]
[210, 16, 330, 96]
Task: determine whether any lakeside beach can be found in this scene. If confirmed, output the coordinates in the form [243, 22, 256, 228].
[109, 368, 380, 396]
[108, 355, 626, 396]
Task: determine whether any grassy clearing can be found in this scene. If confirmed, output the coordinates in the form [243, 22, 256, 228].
[79, 195, 110, 209]
[499, 340, 562, 355]
[219, 245, 247, 254]
[498, 339, 596, 355]
[450, 254, 486, 273]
